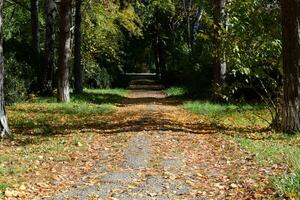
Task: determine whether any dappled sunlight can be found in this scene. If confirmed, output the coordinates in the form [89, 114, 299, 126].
[0, 79, 288, 199]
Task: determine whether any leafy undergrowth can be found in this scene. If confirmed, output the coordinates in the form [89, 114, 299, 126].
[0, 88, 128, 198]
[165, 87, 187, 97]
[183, 101, 300, 199]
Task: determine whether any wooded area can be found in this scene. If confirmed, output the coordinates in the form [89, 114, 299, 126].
[0, 0, 299, 199]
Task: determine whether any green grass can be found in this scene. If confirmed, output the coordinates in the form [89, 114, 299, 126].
[274, 169, 300, 199]
[0, 88, 128, 195]
[236, 135, 300, 199]
[0, 184, 8, 198]
[183, 100, 300, 198]
[237, 137, 300, 167]
[6, 88, 128, 136]
[31, 88, 128, 105]
[183, 101, 269, 127]
[165, 87, 187, 97]
[273, 169, 300, 199]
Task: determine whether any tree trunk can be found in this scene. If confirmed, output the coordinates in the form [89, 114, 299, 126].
[57, 0, 72, 102]
[193, 0, 204, 44]
[212, 0, 227, 94]
[280, 0, 300, 132]
[73, 0, 83, 94]
[154, 36, 160, 77]
[31, 0, 40, 55]
[187, 0, 192, 52]
[0, 0, 10, 137]
[183, 0, 192, 53]
[153, 34, 166, 80]
[43, 0, 57, 94]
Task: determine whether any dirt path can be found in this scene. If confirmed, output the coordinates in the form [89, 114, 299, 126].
[48, 79, 276, 200]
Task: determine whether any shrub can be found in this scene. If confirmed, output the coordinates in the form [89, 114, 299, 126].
[4, 54, 27, 104]
[83, 60, 112, 89]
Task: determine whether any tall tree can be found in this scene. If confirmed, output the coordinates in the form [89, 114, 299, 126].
[212, 0, 226, 95]
[31, 0, 40, 55]
[280, 0, 300, 132]
[43, 0, 57, 94]
[73, 0, 83, 94]
[57, 0, 72, 102]
[0, 0, 9, 137]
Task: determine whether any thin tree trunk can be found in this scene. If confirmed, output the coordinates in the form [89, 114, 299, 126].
[0, 0, 10, 137]
[74, 0, 83, 94]
[43, 0, 57, 94]
[187, 0, 192, 52]
[57, 0, 72, 102]
[154, 35, 161, 78]
[280, 0, 300, 132]
[193, 0, 204, 44]
[212, 0, 227, 95]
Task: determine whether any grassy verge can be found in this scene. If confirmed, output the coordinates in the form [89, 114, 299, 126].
[183, 101, 269, 127]
[183, 101, 300, 199]
[237, 136, 300, 199]
[0, 88, 128, 197]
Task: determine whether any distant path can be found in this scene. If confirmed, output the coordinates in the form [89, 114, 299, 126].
[48, 79, 275, 200]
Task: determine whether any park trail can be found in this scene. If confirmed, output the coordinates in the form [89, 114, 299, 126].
[47, 79, 275, 200]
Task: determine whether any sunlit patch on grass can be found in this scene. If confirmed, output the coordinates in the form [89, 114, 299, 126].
[183, 101, 269, 127]
[0, 88, 128, 194]
[183, 100, 300, 198]
[237, 137, 300, 167]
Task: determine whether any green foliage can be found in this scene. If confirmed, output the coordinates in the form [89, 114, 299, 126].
[165, 87, 187, 97]
[221, 0, 282, 100]
[82, 1, 142, 66]
[83, 60, 112, 89]
[4, 54, 28, 104]
[3, 1, 31, 40]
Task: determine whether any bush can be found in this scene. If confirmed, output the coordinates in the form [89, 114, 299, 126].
[4, 54, 28, 104]
[83, 60, 112, 89]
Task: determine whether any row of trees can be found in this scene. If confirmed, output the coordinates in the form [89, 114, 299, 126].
[0, 0, 83, 136]
[0, 0, 300, 135]
[0, 0, 142, 136]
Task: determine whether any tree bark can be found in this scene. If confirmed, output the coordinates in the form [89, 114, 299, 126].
[31, 0, 40, 55]
[42, 0, 57, 94]
[281, 0, 300, 132]
[0, 0, 10, 137]
[73, 0, 83, 94]
[57, 0, 72, 102]
[212, 0, 227, 94]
